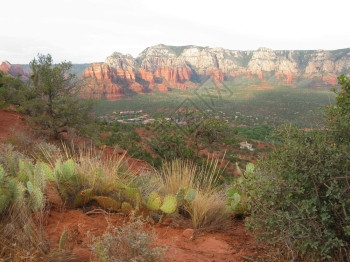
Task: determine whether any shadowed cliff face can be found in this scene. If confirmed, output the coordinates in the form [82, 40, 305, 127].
[82, 44, 350, 100]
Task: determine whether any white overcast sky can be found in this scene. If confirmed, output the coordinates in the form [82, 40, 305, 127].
[1, 0, 349, 64]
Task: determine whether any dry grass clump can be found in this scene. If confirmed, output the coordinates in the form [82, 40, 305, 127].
[188, 190, 229, 230]
[0, 203, 75, 262]
[71, 146, 134, 193]
[42, 144, 134, 192]
[157, 158, 230, 230]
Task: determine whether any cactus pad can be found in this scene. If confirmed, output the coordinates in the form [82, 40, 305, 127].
[0, 188, 11, 214]
[93, 196, 120, 211]
[29, 187, 44, 212]
[73, 188, 94, 207]
[160, 195, 177, 214]
[176, 188, 185, 203]
[121, 201, 133, 215]
[184, 189, 196, 202]
[40, 162, 55, 181]
[61, 159, 75, 179]
[124, 186, 142, 203]
[146, 192, 162, 211]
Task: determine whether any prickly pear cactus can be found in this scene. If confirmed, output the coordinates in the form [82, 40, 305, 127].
[176, 188, 185, 203]
[121, 201, 133, 215]
[33, 163, 46, 192]
[160, 195, 177, 214]
[29, 187, 44, 212]
[61, 159, 75, 180]
[12, 181, 26, 206]
[73, 188, 95, 207]
[18, 159, 34, 183]
[124, 186, 142, 204]
[115, 180, 126, 189]
[40, 162, 55, 181]
[146, 192, 162, 211]
[93, 196, 120, 211]
[226, 184, 250, 215]
[184, 188, 196, 202]
[0, 188, 11, 214]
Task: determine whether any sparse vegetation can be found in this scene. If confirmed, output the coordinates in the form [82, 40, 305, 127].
[0, 59, 348, 261]
[91, 218, 167, 262]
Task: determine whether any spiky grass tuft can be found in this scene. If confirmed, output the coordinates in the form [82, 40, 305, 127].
[157, 157, 230, 229]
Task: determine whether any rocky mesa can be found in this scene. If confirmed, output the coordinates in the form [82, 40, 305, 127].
[83, 44, 350, 100]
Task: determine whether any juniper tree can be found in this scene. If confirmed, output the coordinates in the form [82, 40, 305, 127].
[23, 54, 93, 138]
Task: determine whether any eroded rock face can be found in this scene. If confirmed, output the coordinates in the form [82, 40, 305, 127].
[0, 61, 29, 80]
[82, 45, 350, 100]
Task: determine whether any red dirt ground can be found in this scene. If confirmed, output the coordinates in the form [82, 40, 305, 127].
[1, 109, 268, 261]
[43, 209, 266, 262]
[0, 109, 28, 141]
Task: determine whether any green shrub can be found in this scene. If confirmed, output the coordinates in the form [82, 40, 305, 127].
[243, 126, 350, 261]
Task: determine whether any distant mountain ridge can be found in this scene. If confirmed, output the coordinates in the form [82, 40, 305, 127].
[82, 44, 350, 100]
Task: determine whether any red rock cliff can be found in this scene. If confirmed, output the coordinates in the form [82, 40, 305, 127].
[82, 45, 350, 99]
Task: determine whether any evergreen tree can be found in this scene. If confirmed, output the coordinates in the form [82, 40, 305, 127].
[23, 54, 93, 138]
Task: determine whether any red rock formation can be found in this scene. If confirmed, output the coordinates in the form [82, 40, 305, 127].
[154, 66, 192, 83]
[205, 68, 225, 81]
[0, 61, 28, 80]
[83, 63, 124, 100]
[0, 61, 11, 73]
[129, 82, 144, 93]
[116, 67, 136, 82]
[322, 74, 337, 85]
[275, 72, 294, 84]
[138, 68, 155, 83]
[105, 84, 124, 100]
[82, 45, 350, 99]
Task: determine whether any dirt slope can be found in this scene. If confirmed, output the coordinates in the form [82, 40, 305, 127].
[0, 109, 27, 141]
[0, 109, 267, 261]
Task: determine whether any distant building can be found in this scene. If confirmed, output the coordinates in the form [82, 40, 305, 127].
[143, 119, 155, 124]
[240, 141, 254, 151]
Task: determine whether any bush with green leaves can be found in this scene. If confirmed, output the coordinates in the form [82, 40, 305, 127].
[242, 126, 350, 261]
[235, 75, 350, 261]
[0, 71, 26, 109]
[325, 74, 350, 143]
[23, 54, 95, 138]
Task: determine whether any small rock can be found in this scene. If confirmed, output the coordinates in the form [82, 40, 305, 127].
[182, 228, 194, 240]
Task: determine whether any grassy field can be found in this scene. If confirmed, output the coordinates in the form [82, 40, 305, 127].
[94, 82, 335, 128]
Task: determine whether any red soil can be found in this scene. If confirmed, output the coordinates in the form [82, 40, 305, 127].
[0, 109, 28, 141]
[43, 208, 265, 262]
